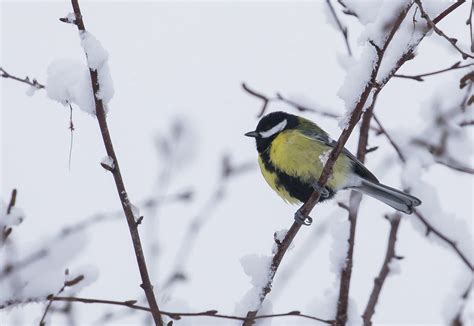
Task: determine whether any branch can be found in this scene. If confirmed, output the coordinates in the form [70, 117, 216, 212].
[39, 274, 84, 326]
[451, 281, 473, 325]
[335, 94, 377, 325]
[373, 116, 473, 271]
[1, 295, 334, 324]
[326, 0, 353, 56]
[336, 0, 359, 18]
[459, 119, 474, 127]
[242, 4, 423, 325]
[362, 214, 402, 325]
[468, 0, 473, 53]
[67, 1, 163, 324]
[415, 0, 473, 60]
[241, 83, 339, 118]
[394, 62, 474, 81]
[0, 67, 45, 89]
[414, 209, 473, 270]
[2, 189, 18, 242]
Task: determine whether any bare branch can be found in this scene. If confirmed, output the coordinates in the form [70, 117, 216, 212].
[326, 0, 353, 56]
[432, 0, 466, 25]
[336, 0, 359, 18]
[39, 273, 84, 326]
[468, 0, 474, 53]
[459, 119, 474, 127]
[0, 67, 45, 89]
[1, 295, 334, 324]
[2, 189, 19, 242]
[372, 115, 406, 162]
[362, 214, 402, 325]
[414, 209, 473, 271]
[66, 1, 163, 324]
[242, 83, 339, 118]
[394, 62, 474, 81]
[451, 281, 473, 325]
[415, 0, 473, 60]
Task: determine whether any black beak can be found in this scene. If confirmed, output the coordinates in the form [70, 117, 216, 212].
[244, 131, 259, 138]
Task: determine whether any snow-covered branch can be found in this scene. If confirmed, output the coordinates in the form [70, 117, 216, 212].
[65, 0, 163, 324]
[415, 0, 474, 60]
[335, 96, 376, 325]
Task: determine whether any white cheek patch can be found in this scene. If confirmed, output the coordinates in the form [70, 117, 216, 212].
[259, 119, 287, 138]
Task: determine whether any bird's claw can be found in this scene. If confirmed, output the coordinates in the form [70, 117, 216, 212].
[294, 210, 313, 226]
[312, 182, 330, 198]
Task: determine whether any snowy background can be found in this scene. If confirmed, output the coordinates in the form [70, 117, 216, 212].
[1, 0, 473, 325]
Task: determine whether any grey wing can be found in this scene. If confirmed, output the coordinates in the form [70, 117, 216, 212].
[301, 129, 379, 183]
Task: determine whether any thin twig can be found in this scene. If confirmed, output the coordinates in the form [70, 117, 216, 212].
[242, 83, 339, 118]
[68, 103, 75, 171]
[3, 189, 18, 242]
[39, 274, 84, 326]
[326, 0, 353, 56]
[6, 189, 17, 215]
[459, 119, 474, 126]
[451, 281, 473, 325]
[415, 0, 473, 59]
[336, 0, 359, 18]
[468, 0, 473, 53]
[414, 209, 473, 270]
[67, 1, 163, 324]
[394, 62, 474, 81]
[2, 295, 333, 324]
[372, 115, 406, 162]
[362, 214, 402, 325]
[432, 0, 466, 25]
[0, 67, 45, 89]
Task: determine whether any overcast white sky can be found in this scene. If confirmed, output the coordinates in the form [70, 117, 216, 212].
[1, 1, 473, 325]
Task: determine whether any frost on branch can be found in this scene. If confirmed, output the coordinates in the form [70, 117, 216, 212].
[80, 31, 114, 104]
[100, 155, 115, 171]
[329, 214, 350, 275]
[236, 254, 272, 313]
[46, 59, 96, 114]
[46, 32, 114, 116]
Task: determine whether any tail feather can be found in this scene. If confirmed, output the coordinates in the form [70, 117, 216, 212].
[354, 179, 421, 214]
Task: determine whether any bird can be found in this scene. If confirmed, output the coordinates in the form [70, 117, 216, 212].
[245, 111, 421, 224]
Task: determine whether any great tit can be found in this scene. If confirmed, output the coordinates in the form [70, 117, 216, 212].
[245, 111, 421, 218]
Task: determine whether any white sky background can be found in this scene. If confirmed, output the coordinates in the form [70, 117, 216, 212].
[1, 0, 473, 325]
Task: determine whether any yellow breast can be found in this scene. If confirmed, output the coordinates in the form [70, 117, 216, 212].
[260, 130, 351, 197]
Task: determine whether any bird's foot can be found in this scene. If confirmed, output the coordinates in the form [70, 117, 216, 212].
[312, 182, 330, 198]
[294, 209, 313, 226]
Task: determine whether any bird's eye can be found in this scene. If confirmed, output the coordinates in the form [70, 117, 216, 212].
[260, 119, 287, 138]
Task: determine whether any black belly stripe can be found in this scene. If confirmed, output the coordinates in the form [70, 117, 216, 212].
[260, 149, 335, 203]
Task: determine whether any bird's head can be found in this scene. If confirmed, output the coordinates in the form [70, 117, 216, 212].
[245, 111, 298, 153]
